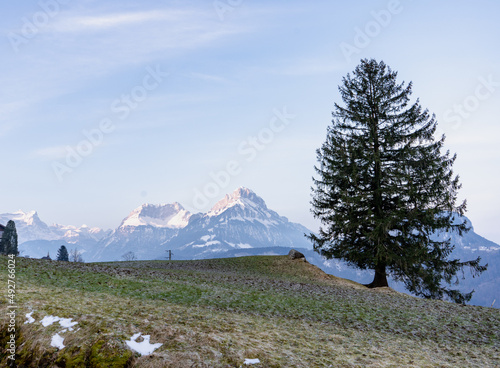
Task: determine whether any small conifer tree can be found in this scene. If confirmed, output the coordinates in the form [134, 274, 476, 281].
[57, 245, 69, 261]
[1, 220, 18, 256]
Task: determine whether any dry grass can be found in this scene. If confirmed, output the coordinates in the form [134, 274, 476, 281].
[1, 255, 499, 367]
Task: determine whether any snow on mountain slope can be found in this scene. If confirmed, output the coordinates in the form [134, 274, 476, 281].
[0, 210, 111, 245]
[164, 187, 313, 258]
[91, 203, 192, 261]
[120, 203, 191, 229]
[0, 210, 109, 260]
[52, 224, 111, 244]
[0, 210, 66, 243]
[208, 187, 270, 218]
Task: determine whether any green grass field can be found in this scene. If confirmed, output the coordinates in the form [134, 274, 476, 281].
[1, 255, 499, 367]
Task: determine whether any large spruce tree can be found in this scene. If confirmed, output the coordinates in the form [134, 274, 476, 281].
[310, 59, 487, 304]
[1, 220, 19, 256]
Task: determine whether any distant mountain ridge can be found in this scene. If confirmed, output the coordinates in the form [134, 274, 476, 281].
[3, 187, 499, 308]
[8, 187, 312, 262]
[0, 210, 110, 245]
[94, 202, 192, 261]
[166, 187, 312, 259]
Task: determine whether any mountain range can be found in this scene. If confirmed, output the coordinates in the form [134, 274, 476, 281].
[9, 187, 312, 262]
[4, 187, 499, 308]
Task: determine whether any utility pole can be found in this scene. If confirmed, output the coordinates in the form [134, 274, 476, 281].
[166, 250, 173, 261]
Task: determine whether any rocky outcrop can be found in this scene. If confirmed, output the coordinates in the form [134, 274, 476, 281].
[288, 249, 305, 261]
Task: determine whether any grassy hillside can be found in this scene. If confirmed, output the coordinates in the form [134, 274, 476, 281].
[1, 255, 499, 367]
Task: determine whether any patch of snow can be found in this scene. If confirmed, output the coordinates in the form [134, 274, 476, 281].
[193, 240, 221, 248]
[479, 246, 500, 252]
[59, 318, 78, 330]
[200, 234, 215, 242]
[41, 315, 61, 327]
[0, 210, 61, 243]
[237, 243, 253, 249]
[244, 358, 261, 365]
[39, 315, 77, 330]
[209, 248, 225, 253]
[121, 203, 191, 229]
[25, 311, 35, 324]
[167, 210, 192, 228]
[51, 333, 65, 349]
[126, 333, 162, 356]
[205, 240, 221, 246]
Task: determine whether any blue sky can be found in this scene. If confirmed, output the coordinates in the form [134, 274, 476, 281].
[1, 0, 499, 243]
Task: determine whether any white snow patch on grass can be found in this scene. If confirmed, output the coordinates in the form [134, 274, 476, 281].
[244, 358, 261, 365]
[39, 315, 78, 330]
[25, 311, 35, 324]
[40, 315, 61, 327]
[51, 333, 65, 349]
[58, 317, 78, 330]
[126, 333, 162, 356]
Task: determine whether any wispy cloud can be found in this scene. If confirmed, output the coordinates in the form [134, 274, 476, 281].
[188, 72, 229, 84]
[0, 6, 254, 130]
[49, 10, 195, 33]
[32, 145, 68, 160]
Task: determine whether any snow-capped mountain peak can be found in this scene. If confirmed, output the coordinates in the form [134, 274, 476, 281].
[166, 187, 313, 256]
[51, 224, 109, 243]
[10, 210, 41, 226]
[0, 210, 57, 243]
[120, 202, 191, 229]
[208, 187, 267, 217]
[0, 210, 110, 244]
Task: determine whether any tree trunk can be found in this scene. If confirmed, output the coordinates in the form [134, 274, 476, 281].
[365, 263, 388, 288]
